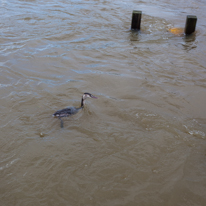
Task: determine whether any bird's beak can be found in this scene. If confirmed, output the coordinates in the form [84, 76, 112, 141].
[91, 95, 98, 99]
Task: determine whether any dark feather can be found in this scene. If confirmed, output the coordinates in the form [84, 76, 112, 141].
[53, 107, 80, 118]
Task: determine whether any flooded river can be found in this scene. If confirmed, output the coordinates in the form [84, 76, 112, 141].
[1, 0, 206, 205]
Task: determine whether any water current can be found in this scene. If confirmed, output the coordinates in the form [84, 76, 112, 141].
[1, 0, 206, 205]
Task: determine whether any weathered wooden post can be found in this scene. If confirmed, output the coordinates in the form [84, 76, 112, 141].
[185, 15, 197, 35]
[131, 10, 142, 30]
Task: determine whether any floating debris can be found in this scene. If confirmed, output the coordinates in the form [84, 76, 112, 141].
[39, 132, 45, 138]
[169, 27, 184, 36]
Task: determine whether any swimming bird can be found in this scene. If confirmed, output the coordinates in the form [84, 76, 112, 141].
[53, 93, 97, 128]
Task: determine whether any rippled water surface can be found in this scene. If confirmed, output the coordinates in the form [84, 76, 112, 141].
[1, 0, 206, 205]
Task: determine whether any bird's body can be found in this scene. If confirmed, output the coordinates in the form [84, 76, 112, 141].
[53, 93, 97, 128]
[52, 106, 81, 118]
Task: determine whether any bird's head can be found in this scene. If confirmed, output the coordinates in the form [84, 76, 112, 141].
[83, 93, 98, 100]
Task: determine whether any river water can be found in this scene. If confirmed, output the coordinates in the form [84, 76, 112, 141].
[1, 0, 206, 205]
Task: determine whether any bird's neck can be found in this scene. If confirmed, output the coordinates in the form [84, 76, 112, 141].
[81, 97, 84, 108]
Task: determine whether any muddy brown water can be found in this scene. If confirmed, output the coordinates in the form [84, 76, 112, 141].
[1, 0, 206, 205]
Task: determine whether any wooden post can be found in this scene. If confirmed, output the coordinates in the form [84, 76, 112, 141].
[185, 15, 197, 35]
[131, 10, 142, 30]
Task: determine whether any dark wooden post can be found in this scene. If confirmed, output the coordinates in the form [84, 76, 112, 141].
[185, 15, 197, 35]
[131, 10, 142, 30]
